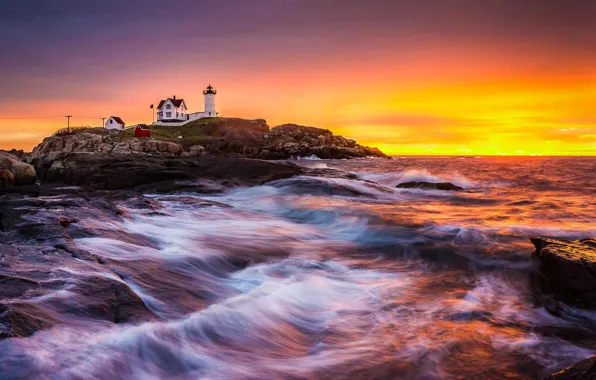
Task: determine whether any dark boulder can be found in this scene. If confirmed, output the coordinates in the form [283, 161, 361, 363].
[396, 181, 464, 191]
[0, 151, 36, 186]
[29, 153, 302, 191]
[530, 237, 596, 309]
[0, 169, 14, 187]
[270, 177, 369, 197]
[544, 356, 596, 379]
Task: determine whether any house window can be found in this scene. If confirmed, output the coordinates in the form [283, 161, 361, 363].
[166, 112, 172, 118]
[110, 120, 113, 124]
[209, 112, 211, 116]
[166, 104, 172, 109]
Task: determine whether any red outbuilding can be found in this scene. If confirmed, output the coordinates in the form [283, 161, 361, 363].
[134, 124, 151, 138]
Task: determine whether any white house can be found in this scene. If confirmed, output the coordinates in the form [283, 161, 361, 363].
[105, 116, 125, 130]
[156, 96, 188, 122]
[153, 85, 218, 126]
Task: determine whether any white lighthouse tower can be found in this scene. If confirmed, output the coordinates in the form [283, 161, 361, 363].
[203, 84, 217, 117]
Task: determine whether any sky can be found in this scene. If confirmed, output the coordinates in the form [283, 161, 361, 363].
[0, 0, 595, 155]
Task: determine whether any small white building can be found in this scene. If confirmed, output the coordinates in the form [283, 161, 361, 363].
[105, 116, 125, 130]
[156, 96, 188, 122]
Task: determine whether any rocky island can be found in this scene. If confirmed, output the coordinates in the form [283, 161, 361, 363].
[30, 118, 387, 161]
[0, 118, 386, 191]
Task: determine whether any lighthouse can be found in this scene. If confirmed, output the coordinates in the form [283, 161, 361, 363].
[203, 84, 217, 117]
[155, 85, 219, 125]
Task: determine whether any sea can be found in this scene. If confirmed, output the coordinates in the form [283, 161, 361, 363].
[1, 156, 596, 379]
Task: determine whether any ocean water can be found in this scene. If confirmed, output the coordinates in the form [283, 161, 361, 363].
[1, 156, 596, 379]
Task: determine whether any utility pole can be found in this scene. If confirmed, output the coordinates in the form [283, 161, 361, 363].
[101, 117, 106, 128]
[65, 115, 72, 133]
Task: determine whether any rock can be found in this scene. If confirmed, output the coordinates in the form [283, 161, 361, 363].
[530, 237, 596, 309]
[396, 181, 464, 191]
[27, 118, 387, 161]
[0, 151, 36, 186]
[66, 275, 154, 323]
[188, 145, 206, 157]
[263, 124, 388, 159]
[0, 149, 27, 161]
[29, 153, 302, 190]
[0, 191, 160, 339]
[544, 356, 596, 379]
[0, 303, 58, 339]
[270, 177, 369, 197]
[0, 169, 14, 187]
[29, 133, 185, 159]
[26, 118, 387, 161]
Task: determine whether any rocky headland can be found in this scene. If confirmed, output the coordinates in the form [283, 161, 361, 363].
[28, 118, 387, 161]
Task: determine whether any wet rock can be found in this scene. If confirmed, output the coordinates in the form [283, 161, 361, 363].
[396, 181, 464, 191]
[270, 177, 369, 197]
[305, 167, 361, 180]
[0, 303, 59, 339]
[0, 198, 42, 232]
[0, 274, 40, 298]
[544, 356, 596, 379]
[30, 153, 302, 191]
[157, 196, 232, 208]
[0, 192, 158, 338]
[58, 217, 79, 227]
[66, 275, 154, 324]
[0, 151, 36, 186]
[119, 196, 163, 212]
[530, 237, 596, 309]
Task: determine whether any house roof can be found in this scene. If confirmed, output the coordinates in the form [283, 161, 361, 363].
[157, 98, 185, 109]
[109, 116, 125, 124]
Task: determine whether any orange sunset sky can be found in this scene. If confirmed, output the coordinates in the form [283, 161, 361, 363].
[1, 0, 595, 155]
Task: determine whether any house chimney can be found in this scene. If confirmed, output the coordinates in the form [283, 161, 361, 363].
[173, 95, 176, 100]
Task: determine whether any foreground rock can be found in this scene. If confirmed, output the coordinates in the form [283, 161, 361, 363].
[544, 356, 596, 379]
[29, 153, 302, 190]
[396, 181, 464, 191]
[530, 237, 596, 309]
[0, 151, 36, 186]
[0, 190, 156, 338]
